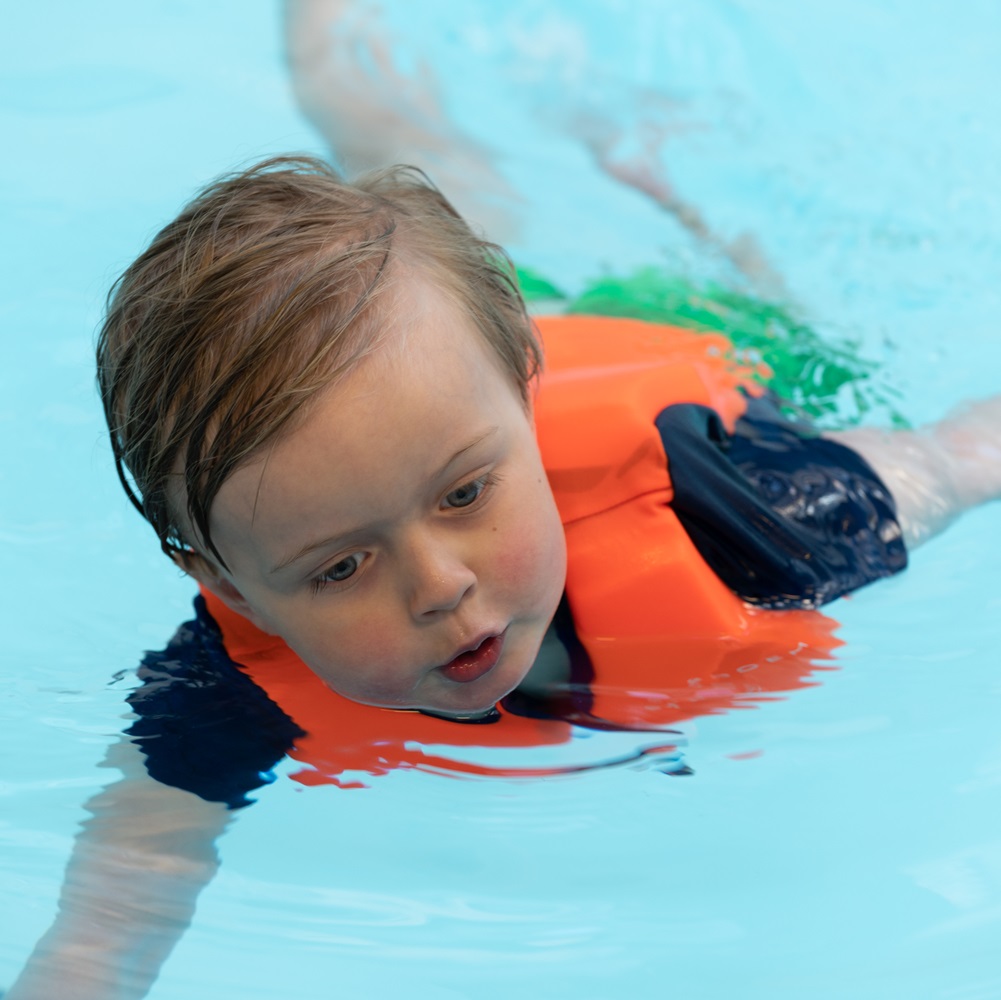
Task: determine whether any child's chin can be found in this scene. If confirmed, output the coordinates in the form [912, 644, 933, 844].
[417, 702, 502, 723]
[423, 681, 516, 721]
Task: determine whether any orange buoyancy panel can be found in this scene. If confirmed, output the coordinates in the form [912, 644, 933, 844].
[533, 314, 766, 643]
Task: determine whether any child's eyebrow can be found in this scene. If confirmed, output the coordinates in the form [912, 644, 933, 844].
[268, 427, 499, 575]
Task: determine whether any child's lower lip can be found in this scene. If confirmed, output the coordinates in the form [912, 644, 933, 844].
[438, 633, 504, 684]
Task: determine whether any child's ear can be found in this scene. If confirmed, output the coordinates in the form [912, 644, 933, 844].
[172, 549, 273, 633]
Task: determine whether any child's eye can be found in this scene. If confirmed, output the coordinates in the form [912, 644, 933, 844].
[443, 475, 494, 509]
[313, 552, 365, 592]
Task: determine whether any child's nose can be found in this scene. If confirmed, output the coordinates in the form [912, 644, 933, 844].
[404, 534, 477, 619]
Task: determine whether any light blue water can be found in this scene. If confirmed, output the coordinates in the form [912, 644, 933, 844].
[2, 3, 1001, 998]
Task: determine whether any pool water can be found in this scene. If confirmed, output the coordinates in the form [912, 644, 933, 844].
[3, 2, 1001, 998]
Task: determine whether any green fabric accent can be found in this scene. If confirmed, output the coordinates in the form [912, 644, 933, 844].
[514, 266, 567, 303]
[519, 265, 903, 427]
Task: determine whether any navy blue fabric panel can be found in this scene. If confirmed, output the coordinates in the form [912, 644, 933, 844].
[127, 596, 304, 809]
[657, 396, 908, 609]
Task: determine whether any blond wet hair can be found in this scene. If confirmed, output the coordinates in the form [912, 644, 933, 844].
[97, 155, 540, 566]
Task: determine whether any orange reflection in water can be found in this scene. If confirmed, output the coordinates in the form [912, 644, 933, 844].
[203, 589, 839, 789]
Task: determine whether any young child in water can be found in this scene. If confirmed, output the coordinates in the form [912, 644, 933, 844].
[9, 153, 1000, 1000]
[96, 154, 1000, 725]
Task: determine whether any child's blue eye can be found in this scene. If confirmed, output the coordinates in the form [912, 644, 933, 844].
[444, 477, 488, 509]
[320, 553, 363, 583]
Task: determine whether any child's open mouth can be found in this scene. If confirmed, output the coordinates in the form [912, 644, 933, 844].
[437, 633, 505, 683]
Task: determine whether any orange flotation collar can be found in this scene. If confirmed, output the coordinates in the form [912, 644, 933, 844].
[201, 316, 840, 788]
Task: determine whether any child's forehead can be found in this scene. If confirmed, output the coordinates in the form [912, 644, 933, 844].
[363, 269, 493, 373]
[208, 294, 527, 560]
[242, 273, 503, 462]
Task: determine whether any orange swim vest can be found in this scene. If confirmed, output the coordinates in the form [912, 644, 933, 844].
[202, 316, 840, 787]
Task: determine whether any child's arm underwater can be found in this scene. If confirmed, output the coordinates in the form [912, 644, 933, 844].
[5, 739, 232, 1000]
[830, 395, 1001, 548]
[284, 0, 523, 244]
[282, 0, 778, 290]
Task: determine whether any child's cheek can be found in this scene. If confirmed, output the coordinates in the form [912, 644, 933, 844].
[491, 541, 534, 592]
[298, 636, 415, 703]
[489, 510, 567, 602]
[285, 605, 410, 686]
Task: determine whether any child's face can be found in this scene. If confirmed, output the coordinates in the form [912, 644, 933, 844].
[201, 277, 567, 718]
